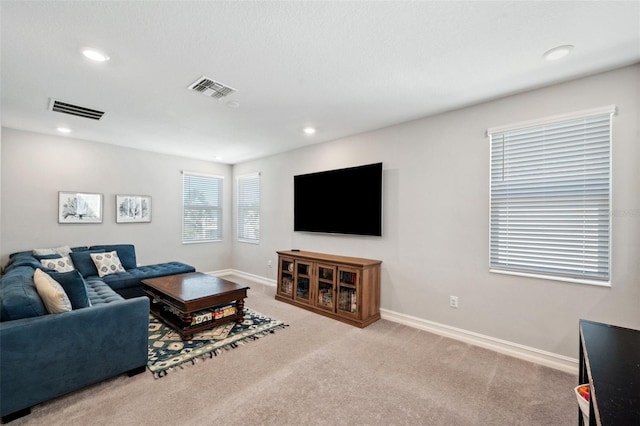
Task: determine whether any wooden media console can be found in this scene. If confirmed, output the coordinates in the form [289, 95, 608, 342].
[275, 250, 381, 328]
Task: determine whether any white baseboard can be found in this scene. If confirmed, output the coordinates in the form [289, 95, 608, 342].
[204, 269, 577, 374]
[380, 308, 578, 374]
[207, 269, 277, 287]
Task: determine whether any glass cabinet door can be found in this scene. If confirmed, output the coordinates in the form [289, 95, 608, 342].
[316, 264, 336, 311]
[294, 261, 312, 302]
[278, 257, 295, 298]
[337, 267, 359, 317]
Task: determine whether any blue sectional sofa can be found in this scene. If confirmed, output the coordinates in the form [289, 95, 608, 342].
[0, 244, 195, 422]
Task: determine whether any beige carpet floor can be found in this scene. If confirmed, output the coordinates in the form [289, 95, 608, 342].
[9, 276, 579, 425]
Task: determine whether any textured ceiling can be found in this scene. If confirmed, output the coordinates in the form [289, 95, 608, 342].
[2, 1, 639, 164]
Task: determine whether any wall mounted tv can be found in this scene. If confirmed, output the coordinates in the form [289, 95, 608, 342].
[294, 162, 383, 236]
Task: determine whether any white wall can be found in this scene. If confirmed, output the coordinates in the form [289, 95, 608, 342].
[0, 129, 233, 271]
[232, 64, 640, 359]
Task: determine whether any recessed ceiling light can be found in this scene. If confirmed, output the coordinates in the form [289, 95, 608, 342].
[543, 45, 574, 61]
[303, 127, 316, 135]
[215, 156, 223, 161]
[82, 48, 110, 62]
[57, 127, 71, 134]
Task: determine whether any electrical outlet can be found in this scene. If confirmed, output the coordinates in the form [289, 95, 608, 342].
[267, 260, 272, 268]
[449, 296, 459, 308]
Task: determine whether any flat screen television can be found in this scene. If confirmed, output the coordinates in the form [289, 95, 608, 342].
[294, 162, 383, 236]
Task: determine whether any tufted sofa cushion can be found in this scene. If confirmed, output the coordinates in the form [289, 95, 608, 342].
[96, 262, 195, 291]
[85, 278, 124, 305]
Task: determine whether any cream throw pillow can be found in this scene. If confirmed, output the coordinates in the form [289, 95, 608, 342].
[33, 269, 72, 314]
[33, 245, 72, 256]
[90, 251, 125, 277]
[40, 255, 75, 272]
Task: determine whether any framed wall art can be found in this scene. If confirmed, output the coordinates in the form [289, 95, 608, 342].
[116, 194, 152, 223]
[58, 192, 103, 223]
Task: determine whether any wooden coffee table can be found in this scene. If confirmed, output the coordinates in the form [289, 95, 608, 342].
[142, 272, 250, 341]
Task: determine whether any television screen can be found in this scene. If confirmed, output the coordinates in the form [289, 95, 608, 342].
[294, 162, 383, 236]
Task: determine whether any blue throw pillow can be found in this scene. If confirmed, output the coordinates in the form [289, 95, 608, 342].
[69, 249, 105, 277]
[3, 256, 49, 274]
[9, 250, 35, 259]
[48, 270, 91, 309]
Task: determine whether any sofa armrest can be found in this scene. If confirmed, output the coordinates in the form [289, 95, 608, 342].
[0, 296, 149, 417]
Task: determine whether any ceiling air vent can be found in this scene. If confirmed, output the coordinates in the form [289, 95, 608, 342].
[187, 76, 236, 99]
[48, 99, 105, 120]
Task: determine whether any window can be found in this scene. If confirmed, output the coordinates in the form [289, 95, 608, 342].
[182, 172, 223, 243]
[236, 173, 260, 243]
[488, 106, 615, 285]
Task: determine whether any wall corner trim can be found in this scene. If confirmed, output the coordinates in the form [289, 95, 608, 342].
[380, 308, 578, 374]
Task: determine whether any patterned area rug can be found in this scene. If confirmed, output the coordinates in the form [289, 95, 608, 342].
[147, 308, 286, 377]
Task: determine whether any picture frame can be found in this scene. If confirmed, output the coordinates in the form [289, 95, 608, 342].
[58, 191, 103, 224]
[116, 194, 152, 223]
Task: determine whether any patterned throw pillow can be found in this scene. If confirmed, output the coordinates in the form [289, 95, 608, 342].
[40, 255, 75, 272]
[33, 269, 72, 314]
[90, 251, 125, 277]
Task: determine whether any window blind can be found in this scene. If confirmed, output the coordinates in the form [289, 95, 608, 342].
[237, 173, 260, 243]
[182, 173, 223, 242]
[489, 109, 613, 284]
